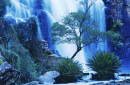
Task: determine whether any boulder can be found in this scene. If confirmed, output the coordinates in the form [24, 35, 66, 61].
[40, 39, 48, 49]
[119, 74, 130, 76]
[44, 49, 55, 55]
[0, 61, 20, 84]
[38, 71, 60, 84]
[38, 76, 55, 84]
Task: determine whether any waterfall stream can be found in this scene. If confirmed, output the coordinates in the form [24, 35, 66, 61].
[5, 0, 107, 73]
[85, 0, 107, 57]
[5, 0, 34, 22]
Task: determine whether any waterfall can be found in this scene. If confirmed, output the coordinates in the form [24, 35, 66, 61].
[49, 0, 87, 70]
[84, 0, 107, 61]
[5, 0, 34, 23]
[49, 0, 78, 54]
[5, 0, 107, 72]
[4, 0, 42, 39]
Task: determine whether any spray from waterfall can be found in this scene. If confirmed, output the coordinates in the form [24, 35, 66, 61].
[5, 0, 42, 39]
[5, 0, 107, 73]
[49, 0, 87, 71]
[84, 0, 107, 58]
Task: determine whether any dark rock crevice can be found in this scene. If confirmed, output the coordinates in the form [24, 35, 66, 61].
[103, 0, 130, 73]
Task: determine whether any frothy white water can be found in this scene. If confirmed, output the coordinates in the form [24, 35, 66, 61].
[5, 0, 107, 72]
[88, 0, 107, 51]
[83, 0, 107, 72]
[5, 0, 34, 22]
[49, 0, 87, 71]
[5, 0, 42, 39]
[49, 0, 107, 72]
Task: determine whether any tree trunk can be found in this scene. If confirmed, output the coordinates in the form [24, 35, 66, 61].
[71, 48, 82, 59]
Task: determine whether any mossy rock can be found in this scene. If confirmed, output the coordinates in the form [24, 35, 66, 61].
[0, 59, 3, 65]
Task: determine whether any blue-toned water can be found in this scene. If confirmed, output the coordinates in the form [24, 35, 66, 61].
[5, 0, 107, 72]
[84, 0, 107, 57]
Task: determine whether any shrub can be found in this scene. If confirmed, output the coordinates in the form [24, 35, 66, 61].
[87, 51, 122, 80]
[0, 59, 3, 65]
[113, 19, 123, 28]
[0, 45, 38, 84]
[55, 58, 83, 83]
[0, 23, 38, 84]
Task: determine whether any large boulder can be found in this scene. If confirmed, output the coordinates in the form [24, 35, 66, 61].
[0, 61, 20, 84]
[38, 71, 60, 84]
[40, 39, 48, 49]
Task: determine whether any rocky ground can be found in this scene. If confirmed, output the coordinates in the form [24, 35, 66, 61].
[53, 78, 130, 85]
[22, 76, 130, 85]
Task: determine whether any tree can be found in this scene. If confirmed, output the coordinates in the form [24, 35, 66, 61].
[50, 0, 120, 59]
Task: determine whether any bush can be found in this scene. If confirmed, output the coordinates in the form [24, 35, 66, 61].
[113, 19, 123, 28]
[87, 51, 122, 80]
[0, 59, 3, 65]
[55, 58, 83, 83]
[0, 45, 38, 84]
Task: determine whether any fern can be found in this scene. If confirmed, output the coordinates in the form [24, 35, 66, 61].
[87, 51, 122, 80]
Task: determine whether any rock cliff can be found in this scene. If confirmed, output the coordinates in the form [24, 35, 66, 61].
[104, 0, 130, 73]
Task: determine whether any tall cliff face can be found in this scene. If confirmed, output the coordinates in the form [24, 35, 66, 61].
[104, 0, 130, 73]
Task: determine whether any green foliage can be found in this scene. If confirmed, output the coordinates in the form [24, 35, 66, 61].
[50, 1, 120, 59]
[55, 58, 83, 83]
[0, 22, 38, 84]
[113, 19, 123, 28]
[87, 51, 122, 80]
[50, 11, 99, 45]
[103, 30, 123, 49]
[110, 19, 124, 48]
[0, 59, 3, 65]
[0, 44, 38, 84]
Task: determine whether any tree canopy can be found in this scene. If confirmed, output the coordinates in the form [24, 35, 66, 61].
[50, 1, 120, 59]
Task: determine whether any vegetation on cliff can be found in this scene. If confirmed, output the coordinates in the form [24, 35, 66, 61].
[0, 0, 126, 84]
[0, 17, 62, 84]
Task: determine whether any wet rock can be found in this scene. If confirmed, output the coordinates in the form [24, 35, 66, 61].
[40, 39, 48, 49]
[0, 52, 5, 61]
[0, 37, 2, 44]
[119, 74, 130, 76]
[104, 0, 130, 73]
[38, 71, 60, 84]
[39, 39, 54, 54]
[0, 61, 20, 85]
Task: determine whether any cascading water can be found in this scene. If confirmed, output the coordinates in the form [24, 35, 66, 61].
[5, 0, 34, 22]
[49, 0, 87, 70]
[5, 0, 107, 73]
[84, 0, 107, 66]
[5, 0, 42, 39]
